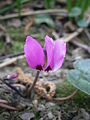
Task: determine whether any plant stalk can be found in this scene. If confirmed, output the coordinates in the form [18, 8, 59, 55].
[53, 89, 79, 101]
[28, 71, 40, 95]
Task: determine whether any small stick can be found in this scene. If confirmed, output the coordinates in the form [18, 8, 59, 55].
[0, 103, 17, 110]
[0, 51, 24, 62]
[53, 17, 90, 43]
[0, 24, 7, 32]
[0, 55, 25, 68]
[53, 89, 79, 101]
[58, 111, 62, 120]
[28, 71, 40, 95]
[0, 99, 8, 104]
[64, 28, 83, 43]
[0, 9, 67, 20]
[71, 40, 90, 54]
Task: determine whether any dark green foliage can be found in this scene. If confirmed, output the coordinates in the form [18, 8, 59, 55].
[45, 0, 56, 9]
[67, 0, 72, 12]
[16, 0, 21, 17]
[0, 0, 29, 15]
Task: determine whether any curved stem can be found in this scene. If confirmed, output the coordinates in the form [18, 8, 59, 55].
[28, 71, 40, 95]
[0, 99, 8, 104]
[0, 103, 17, 110]
[53, 89, 79, 101]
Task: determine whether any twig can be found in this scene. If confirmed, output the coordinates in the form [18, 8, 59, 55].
[53, 27, 84, 43]
[71, 40, 90, 54]
[0, 99, 8, 104]
[0, 9, 67, 20]
[25, 17, 34, 35]
[0, 55, 25, 68]
[0, 24, 7, 32]
[53, 89, 79, 101]
[0, 51, 24, 62]
[58, 111, 62, 120]
[63, 18, 90, 43]
[28, 71, 40, 95]
[0, 103, 17, 110]
[64, 28, 83, 43]
[52, 17, 90, 43]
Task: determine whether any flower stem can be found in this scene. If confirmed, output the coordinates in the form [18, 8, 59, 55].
[28, 71, 40, 95]
[53, 89, 79, 101]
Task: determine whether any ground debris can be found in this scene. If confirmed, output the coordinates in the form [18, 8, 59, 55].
[15, 67, 56, 99]
[73, 108, 90, 120]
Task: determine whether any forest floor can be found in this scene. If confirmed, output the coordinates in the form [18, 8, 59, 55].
[0, 0, 90, 120]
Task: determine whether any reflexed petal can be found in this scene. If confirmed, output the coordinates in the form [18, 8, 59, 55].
[24, 36, 45, 70]
[45, 35, 54, 71]
[53, 40, 66, 71]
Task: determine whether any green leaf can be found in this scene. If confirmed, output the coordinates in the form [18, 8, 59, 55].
[34, 14, 55, 28]
[69, 7, 82, 17]
[0, 0, 29, 15]
[16, 0, 21, 17]
[80, 0, 90, 18]
[67, 59, 90, 95]
[77, 19, 88, 27]
[74, 59, 90, 74]
[67, 69, 90, 95]
[45, 0, 56, 9]
[67, 0, 72, 12]
[74, 0, 81, 6]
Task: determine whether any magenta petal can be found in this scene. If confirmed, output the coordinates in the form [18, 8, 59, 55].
[24, 36, 45, 70]
[45, 35, 54, 71]
[53, 40, 66, 71]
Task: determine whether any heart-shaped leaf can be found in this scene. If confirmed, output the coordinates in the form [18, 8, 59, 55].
[35, 14, 55, 28]
[77, 19, 88, 27]
[67, 59, 90, 95]
[69, 7, 82, 17]
[74, 59, 90, 74]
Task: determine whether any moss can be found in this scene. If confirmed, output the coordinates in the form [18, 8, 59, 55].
[55, 81, 90, 111]
[12, 41, 24, 52]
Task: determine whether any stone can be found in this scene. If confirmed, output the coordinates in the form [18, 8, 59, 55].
[45, 102, 55, 108]
[38, 104, 45, 112]
[73, 108, 90, 120]
[39, 118, 43, 120]
[81, 108, 90, 120]
[47, 111, 54, 119]
[20, 112, 35, 120]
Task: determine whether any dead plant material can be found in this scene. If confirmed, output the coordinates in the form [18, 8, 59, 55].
[0, 9, 67, 20]
[25, 17, 34, 35]
[0, 99, 8, 104]
[0, 103, 17, 110]
[71, 40, 90, 54]
[16, 68, 56, 99]
[0, 55, 25, 68]
[64, 21, 76, 32]
[0, 24, 12, 53]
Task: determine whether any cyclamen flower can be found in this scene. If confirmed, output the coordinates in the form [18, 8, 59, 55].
[24, 35, 66, 72]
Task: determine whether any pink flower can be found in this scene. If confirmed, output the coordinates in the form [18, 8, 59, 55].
[24, 35, 66, 72]
[7, 74, 18, 79]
